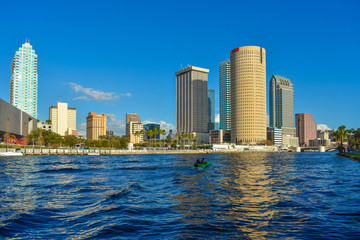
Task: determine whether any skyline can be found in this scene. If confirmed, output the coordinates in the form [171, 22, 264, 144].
[1, 1, 359, 136]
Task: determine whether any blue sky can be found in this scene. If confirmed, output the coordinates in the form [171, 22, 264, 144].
[0, 0, 359, 135]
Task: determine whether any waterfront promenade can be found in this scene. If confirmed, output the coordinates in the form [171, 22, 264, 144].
[0, 146, 278, 155]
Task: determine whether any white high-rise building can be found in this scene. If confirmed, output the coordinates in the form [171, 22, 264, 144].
[49, 102, 77, 136]
[10, 41, 38, 118]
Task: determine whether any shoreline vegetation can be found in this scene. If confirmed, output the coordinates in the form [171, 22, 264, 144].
[0, 146, 279, 155]
[1, 125, 359, 156]
[338, 152, 360, 161]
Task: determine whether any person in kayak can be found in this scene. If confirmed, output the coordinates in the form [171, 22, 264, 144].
[201, 158, 206, 164]
[196, 159, 200, 164]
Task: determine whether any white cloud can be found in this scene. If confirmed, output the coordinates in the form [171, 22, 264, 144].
[215, 113, 220, 123]
[73, 96, 89, 101]
[106, 114, 126, 136]
[68, 83, 131, 101]
[160, 121, 175, 134]
[317, 124, 333, 131]
[119, 93, 132, 97]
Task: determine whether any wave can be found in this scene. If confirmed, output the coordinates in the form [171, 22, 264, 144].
[35, 167, 85, 174]
[116, 166, 170, 170]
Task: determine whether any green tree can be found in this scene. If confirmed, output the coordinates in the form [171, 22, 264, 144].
[160, 129, 166, 148]
[336, 125, 349, 153]
[146, 129, 154, 148]
[119, 137, 129, 149]
[63, 135, 78, 148]
[28, 128, 41, 147]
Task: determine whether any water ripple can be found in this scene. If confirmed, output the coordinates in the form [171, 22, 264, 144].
[1, 153, 360, 239]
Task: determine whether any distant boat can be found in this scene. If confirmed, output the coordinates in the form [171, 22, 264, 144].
[0, 152, 23, 157]
[88, 152, 100, 156]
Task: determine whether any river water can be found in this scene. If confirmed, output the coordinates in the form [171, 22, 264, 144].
[1, 152, 360, 239]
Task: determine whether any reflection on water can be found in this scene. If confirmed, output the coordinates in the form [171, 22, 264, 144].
[1, 153, 360, 239]
[220, 153, 279, 239]
[173, 153, 298, 239]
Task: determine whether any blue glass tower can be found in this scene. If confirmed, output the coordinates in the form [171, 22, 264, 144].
[219, 59, 231, 130]
[10, 42, 38, 118]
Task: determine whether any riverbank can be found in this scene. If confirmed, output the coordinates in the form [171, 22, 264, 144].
[0, 146, 279, 155]
[338, 152, 360, 161]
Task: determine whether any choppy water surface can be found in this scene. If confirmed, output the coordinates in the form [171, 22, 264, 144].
[1, 152, 360, 239]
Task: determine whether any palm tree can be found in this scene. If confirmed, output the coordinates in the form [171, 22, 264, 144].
[354, 128, 360, 151]
[336, 125, 349, 153]
[134, 131, 140, 149]
[153, 128, 159, 148]
[193, 135, 199, 150]
[347, 128, 356, 151]
[175, 133, 180, 150]
[146, 129, 154, 148]
[181, 133, 185, 149]
[160, 129, 166, 148]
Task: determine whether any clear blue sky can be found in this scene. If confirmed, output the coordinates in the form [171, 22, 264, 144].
[0, 0, 359, 135]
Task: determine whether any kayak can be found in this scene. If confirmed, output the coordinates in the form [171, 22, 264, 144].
[194, 162, 212, 168]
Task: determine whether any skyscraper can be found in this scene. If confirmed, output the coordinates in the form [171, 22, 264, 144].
[176, 66, 209, 141]
[49, 102, 77, 136]
[86, 112, 107, 140]
[208, 89, 215, 131]
[126, 113, 143, 144]
[219, 59, 231, 130]
[126, 113, 141, 127]
[295, 113, 317, 147]
[269, 75, 295, 136]
[230, 46, 266, 144]
[10, 42, 38, 118]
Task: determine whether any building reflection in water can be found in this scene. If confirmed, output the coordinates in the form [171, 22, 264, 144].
[172, 152, 299, 239]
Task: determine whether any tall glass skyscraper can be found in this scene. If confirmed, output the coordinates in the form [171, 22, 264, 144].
[219, 59, 231, 130]
[269, 75, 295, 136]
[208, 89, 215, 131]
[175, 66, 209, 135]
[10, 42, 38, 118]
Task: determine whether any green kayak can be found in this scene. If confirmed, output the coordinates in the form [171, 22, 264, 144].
[194, 162, 212, 168]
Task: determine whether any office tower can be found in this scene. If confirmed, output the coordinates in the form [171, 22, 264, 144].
[106, 130, 114, 136]
[269, 75, 295, 136]
[10, 41, 38, 118]
[126, 113, 143, 143]
[126, 113, 140, 126]
[86, 112, 107, 140]
[143, 123, 161, 140]
[49, 102, 77, 136]
[128, 122, 143, 143]
[208, 89, 215, 131]
[267, 127, 283, 146]
[219, 59, 231, 130]
[126, 113, 140, 135]
[230, 46, 266, 144]
[176, 66, 209, 142]
[295, 113, 317, 147]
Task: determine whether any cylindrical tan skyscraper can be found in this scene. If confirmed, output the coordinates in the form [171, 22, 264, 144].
[230, 46, 266, 144]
